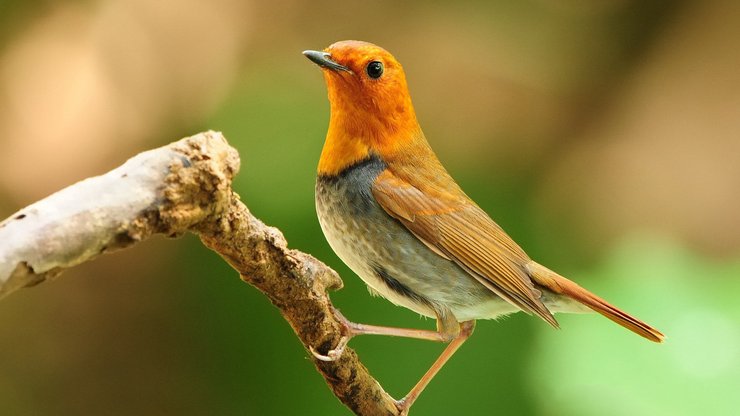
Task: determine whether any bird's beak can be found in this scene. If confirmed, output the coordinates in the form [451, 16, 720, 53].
[302, 50, 351, 72]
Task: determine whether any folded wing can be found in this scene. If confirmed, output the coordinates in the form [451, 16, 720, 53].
[372, 169, 558, 327]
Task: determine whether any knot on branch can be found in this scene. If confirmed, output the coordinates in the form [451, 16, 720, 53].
[159, 131, 240, 234]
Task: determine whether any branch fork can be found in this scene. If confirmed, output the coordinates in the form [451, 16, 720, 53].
[0, 131, 400, 416]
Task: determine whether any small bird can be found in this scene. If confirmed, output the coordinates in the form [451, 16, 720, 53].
[304, 40, 663, 415]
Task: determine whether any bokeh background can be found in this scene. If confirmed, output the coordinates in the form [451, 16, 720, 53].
[1, 1, 739, 415]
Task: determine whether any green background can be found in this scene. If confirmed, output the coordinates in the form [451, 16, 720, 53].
[1, 1, 738, 415]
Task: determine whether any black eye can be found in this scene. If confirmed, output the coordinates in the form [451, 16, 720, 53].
[366, 61, 384, 79]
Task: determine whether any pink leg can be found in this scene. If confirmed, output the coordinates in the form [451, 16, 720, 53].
[311, 308, 460, 361]
[396, 320, 476, 415]
[310, 308, 476, 414]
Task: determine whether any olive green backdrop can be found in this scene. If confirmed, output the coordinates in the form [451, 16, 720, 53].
[1, 1, 738, 415]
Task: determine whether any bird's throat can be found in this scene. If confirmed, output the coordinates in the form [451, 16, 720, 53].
[317, 131, 372, 176]
[318, 109, 422, 176]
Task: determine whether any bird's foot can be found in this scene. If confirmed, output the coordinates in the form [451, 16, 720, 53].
[310, 335, 350, 361]
[395, 398, 411, 416]
[310, 307, 355, 362]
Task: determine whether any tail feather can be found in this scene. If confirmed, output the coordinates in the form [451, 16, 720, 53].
[526, 261, 665, 343]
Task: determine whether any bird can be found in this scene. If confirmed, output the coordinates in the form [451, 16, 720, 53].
[303, 40, 664, 415]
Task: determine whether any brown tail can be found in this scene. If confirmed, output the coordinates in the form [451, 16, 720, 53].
[526, 261, 665, 343]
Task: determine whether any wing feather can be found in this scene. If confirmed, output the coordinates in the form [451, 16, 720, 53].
[372, 169, 558, 327]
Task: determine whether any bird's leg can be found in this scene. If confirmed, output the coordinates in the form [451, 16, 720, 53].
[310, 307, 460, 362]
[396, 320, 476, 416]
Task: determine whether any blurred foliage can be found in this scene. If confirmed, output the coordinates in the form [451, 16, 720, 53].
[1, 0, 738, 415]
[530, 237, 740, 416]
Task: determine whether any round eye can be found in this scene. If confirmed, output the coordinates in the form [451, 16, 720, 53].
[366, 61, 384, 79]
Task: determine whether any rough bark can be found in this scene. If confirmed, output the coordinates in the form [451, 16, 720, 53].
[0, 131, 399, 416]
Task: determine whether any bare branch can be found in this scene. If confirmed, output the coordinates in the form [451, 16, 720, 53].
[196, 195, 399, 416]
[0, 131, 235, 297]
[0, 131, 399, 416]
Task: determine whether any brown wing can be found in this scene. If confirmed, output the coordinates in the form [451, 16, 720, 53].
[372, 169, 558, 327]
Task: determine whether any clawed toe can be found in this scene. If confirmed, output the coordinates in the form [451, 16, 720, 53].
[310, 335, 349, 362]
[395, 398, 410, 416]
[310, 307, 355, 362]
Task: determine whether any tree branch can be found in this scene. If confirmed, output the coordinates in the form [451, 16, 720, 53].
[0, 131, 399, 416]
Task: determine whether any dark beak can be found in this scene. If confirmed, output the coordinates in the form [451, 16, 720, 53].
[302, 50, 351, 72]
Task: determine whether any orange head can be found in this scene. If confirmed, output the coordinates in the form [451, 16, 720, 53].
[304, 40, 424, 175]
